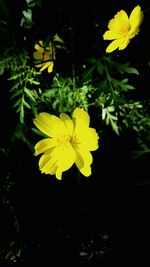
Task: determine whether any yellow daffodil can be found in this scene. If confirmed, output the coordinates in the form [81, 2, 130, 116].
[103, 5, 144, 53]
[33, 108, 99, 180]
[33, 40, 55, 73]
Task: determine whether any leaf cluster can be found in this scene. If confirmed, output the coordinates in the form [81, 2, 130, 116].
[1, 50, 41, 123]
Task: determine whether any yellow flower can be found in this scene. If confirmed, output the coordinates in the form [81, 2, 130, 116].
[33, 40, 55, 73]
[33, 108, 99, 180]
[103, 5, 144, 53]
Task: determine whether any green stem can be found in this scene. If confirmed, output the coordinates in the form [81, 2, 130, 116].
[102, 57, 115, 99]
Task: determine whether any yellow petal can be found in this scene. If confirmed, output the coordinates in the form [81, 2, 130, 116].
[40, 61, 52, 72]
[128, 27, 140, 38]
[108, 10, 129, 31]
[83, 128, 99, 151]
[35, 63, 44, 68]
[55, 143, 76, 179]
[72, 107, 90, 127]
[33, 51, 43, 60]
[34, 40, 44, 51]
[74, 145, 93, 177]
[103, 30, 123, 40]
[38, 143, 76, 180]
[59, 113, 74, 137]
[71, 108, 99, 151]
[48, 62, 54, 73]
[39, 149, 57, 175]
[129, 5, 144, 29]
[118, 38, 130, 50]
[105, 39, 122, 53]
[33, 112, 67, 138]
[34, 138, 58, 156]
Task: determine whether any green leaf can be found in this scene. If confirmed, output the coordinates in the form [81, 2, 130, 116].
[20, 103, 24, 123]
[24, 88, 36, 102]
[28, 78, 40, 85]
[42, 88, 57, 97]
[123, 65, 139, 75]
[31, 127, 49, 138]
[13, 98, 22, 108]
[97, 61, 105, 74]
[26, 0, 42, 7]
[10, 90, 22, 99]
[112, 60, 139, 75]
[0, 62, 4, 75]
[8, 74, 19, 80]
[23, 99, 31, 109]
[9, 83, 20, 92]
[53, 33, 64, 44]
[110, 119, 119, 135]
[122, 84, 135, 91]
[23, 9, 32, 20]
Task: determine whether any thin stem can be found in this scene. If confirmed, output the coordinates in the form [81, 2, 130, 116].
[70, 9, 76, 91]
[102, 56, 115, 99]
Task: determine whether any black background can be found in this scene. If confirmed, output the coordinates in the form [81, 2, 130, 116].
[0, 1, 150, 265]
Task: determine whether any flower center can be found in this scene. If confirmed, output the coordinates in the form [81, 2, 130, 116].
[119, 23, 130, 36]
[43, 52, 51, 60]
[57, 135, 70, 145]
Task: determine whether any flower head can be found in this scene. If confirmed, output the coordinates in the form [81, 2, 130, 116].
[33, 40, 56, 73]
[33, 108, 99, 180]
[103, 5, 144, 53]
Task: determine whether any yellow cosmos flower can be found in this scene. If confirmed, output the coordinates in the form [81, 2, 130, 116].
[33, 108, 99, 180]
[103, 5, 144, 53]
[33, 40, 56, 73]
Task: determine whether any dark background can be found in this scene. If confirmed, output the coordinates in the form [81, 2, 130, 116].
[0, 1, 150, 265]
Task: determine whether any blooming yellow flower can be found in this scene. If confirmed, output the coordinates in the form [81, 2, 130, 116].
[33, 40, 56, 73]
[33, 108, 99, 180]
[103, 5, 144, 53]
